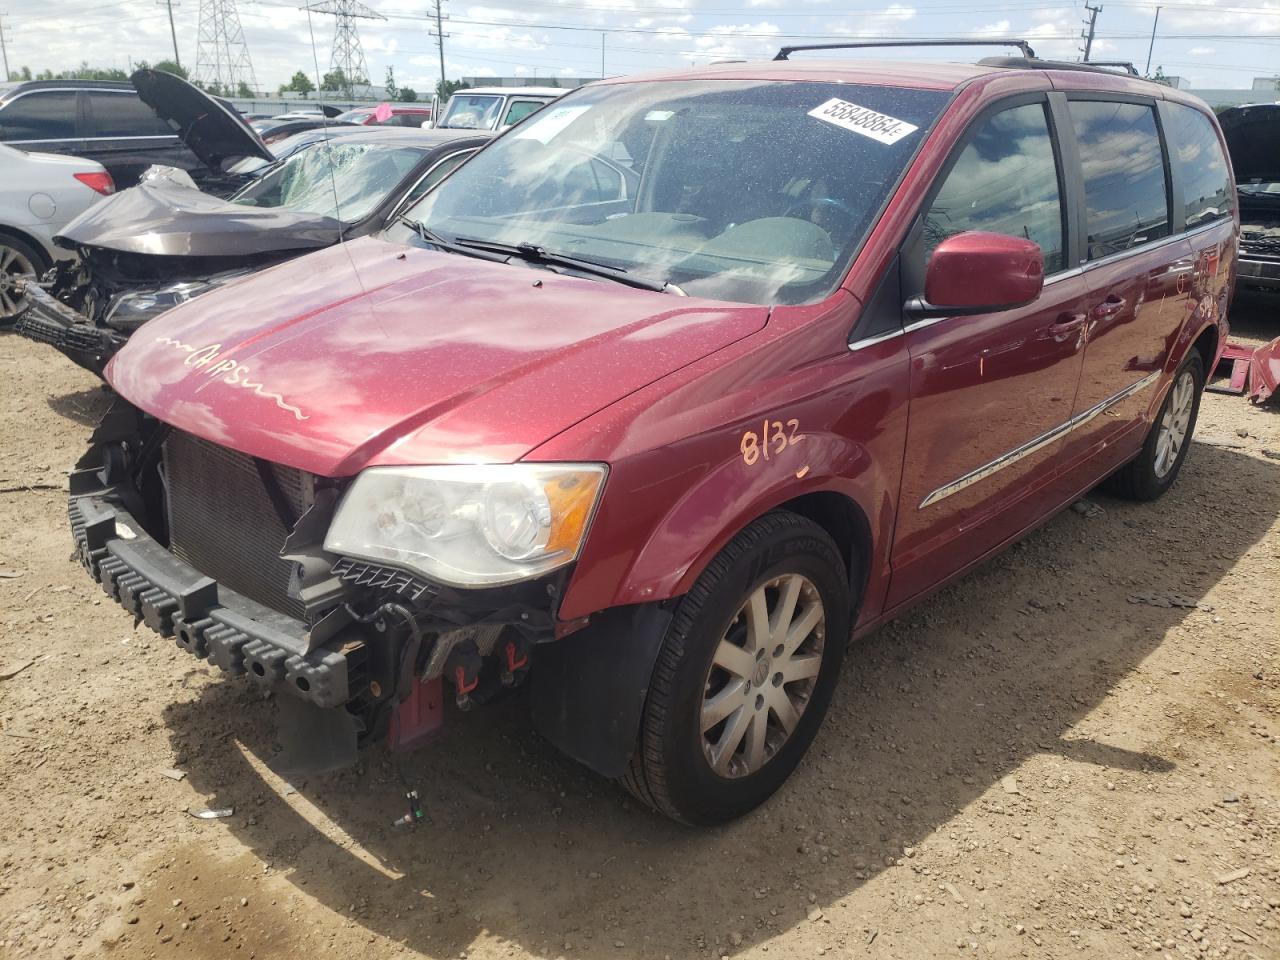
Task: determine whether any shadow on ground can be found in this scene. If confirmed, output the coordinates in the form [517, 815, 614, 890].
[163, 442, 1278, 959]
[46, 385, 112, 427]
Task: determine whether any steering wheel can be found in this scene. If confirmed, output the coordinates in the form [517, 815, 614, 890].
[783, 196, 859, 232]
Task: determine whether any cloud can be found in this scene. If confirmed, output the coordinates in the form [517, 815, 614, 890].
[1189, 45, 1216, 55]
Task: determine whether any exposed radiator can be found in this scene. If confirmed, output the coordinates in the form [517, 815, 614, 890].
[162, 431, 313, 620]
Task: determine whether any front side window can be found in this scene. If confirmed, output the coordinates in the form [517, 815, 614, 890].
[87, 92, 172, 138]
[924, 101, 1064, 274]
[1070, 100, 1171, 259]
[402, 80, 949, 305]
[1164, 102, 1233, 227]
[230, 141, 425, 223]
[0, 91, 77, 140]
[440, 95, 503, 130]
[503, 100, 545, 126]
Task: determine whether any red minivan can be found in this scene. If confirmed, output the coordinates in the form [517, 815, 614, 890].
[69, 44, 1237, 825]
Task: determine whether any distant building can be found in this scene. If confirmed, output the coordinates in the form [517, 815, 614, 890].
[1186, 75, 1279, 108]
[461, 76, 598, 90]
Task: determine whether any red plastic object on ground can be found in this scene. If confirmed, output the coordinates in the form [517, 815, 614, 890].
[1212, 337, 1280, 403]
[388, 677, 443, 751]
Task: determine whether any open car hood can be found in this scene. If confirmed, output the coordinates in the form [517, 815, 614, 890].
[56, 180, 340, 257]
[106, 236, 769, 477]
[1218, 103, 1280, 185]
[131, 68, 274, 169]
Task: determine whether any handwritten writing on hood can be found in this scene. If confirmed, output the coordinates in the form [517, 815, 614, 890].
[155, 335, 309, 422]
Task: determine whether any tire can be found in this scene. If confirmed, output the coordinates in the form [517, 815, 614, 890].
[623, 511, 852, 825]
[0, 232, 51, 325]
[1104, 351, 1205, 501]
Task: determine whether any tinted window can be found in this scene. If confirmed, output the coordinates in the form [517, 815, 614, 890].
[1070, 100, 1170, 259]
[88, 92, 172, 137]
[1164, 102, 1232, 227]
[924, 102, 1064, 274]
[0, 91, 77, 140]
[503, 100, 544, 126]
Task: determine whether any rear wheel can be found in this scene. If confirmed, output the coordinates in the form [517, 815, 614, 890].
[623, 511, 851, 825]
[1104, 352, 1204, 501]
[0, 233, 49, 324]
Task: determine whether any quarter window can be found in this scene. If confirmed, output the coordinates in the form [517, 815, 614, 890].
[924, 102, 1065, 274]
[0, 91, 77, 140]
[1069, 100, 1171, 259]
[1164, 102, 1233, 227]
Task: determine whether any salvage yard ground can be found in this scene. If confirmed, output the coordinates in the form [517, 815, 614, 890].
[0, 299, 1277, 960]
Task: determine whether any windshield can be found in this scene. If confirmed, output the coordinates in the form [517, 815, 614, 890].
[401, 80, 948, 305]
[439, 94, 503, 130]
[335, 109, 374, 124]
[231, 141, 424, 222]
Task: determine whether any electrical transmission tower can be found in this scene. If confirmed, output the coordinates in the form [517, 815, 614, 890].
[304, 0, 386, 95]
[193, 0, 258, 95]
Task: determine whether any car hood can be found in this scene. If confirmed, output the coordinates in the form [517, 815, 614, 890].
[1218, 103, 1280, 185]
[131, 68, 274, 168]
[55, 180, 340, 257]
[106, 237, 769, 476]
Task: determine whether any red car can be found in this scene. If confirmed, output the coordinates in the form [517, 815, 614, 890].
[70, 43, 1236, 825]
[335, 104, 434, 128]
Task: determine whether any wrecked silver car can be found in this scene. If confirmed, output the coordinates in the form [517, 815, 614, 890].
[16, 127, 491, 373]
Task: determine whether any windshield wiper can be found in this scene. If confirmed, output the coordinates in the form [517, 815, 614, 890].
[394, 216, 508, 263]
[452, 237, 678, 294]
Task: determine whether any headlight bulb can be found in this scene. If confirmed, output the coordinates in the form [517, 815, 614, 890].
[482, 480, 551, 560]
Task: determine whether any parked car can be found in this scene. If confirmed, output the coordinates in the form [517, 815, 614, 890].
[1218, 103, 1280, 294]
[336, 104, 434, 127]
[67, 48, 1235, 825]
[431, 86, 562, 130]
[17, 127, 490, 370]
[0, 71, 273, 193]
[222, 124, 391, 179]
[0, 144, 114, 321]
[251, 116, 361, 145]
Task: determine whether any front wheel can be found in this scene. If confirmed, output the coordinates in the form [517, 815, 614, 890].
[623, 511, 851, 825]
[1104, 351, 1204, 501]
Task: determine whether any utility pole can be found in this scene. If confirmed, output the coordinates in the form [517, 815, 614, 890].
[0, 14, 10, 82]
[158, 0, 182, 69]
[1081, 2, 1102, 61]
[429, 0, 447, 99]
[600, 32, 605, 78]
[1144, 5, 1162, 75]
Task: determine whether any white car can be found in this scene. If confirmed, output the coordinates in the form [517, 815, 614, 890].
[0, 143, 114, 320]
[429, 86, 564, 131]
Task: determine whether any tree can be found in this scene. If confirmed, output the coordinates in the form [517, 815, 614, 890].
[434, 78, 469, 101]
[279, 70, 316, 96]
[384, 66, 399, 101]
[144, 59, 189, 80]
[7, 66, 32, 81]
[1148, 65, 1172, 86]
[321, 67, 350, 96]
[398, 87, 418, 102]
[236, 80, 254, 98]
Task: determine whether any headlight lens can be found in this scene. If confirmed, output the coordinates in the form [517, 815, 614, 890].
[324, 463, 607, 587]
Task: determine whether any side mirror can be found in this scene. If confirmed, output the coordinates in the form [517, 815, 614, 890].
[905, 231, 1044, 320]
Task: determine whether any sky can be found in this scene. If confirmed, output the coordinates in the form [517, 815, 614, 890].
[2, 0, 1278, 97]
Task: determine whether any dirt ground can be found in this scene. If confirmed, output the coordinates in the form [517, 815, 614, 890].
[0, 296, 1277, 960]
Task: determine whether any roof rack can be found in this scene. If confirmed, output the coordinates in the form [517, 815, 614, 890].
[977, 56, 1145, 77]
[773, 38, 1036, 62]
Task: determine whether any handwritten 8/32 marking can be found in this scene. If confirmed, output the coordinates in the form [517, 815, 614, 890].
[740, 418, 804, 466]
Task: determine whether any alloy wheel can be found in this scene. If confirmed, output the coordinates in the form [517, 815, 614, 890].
[1154, 369, 1195, 479]
[700, 573, 826, 779]
[0, 243, 37, 319]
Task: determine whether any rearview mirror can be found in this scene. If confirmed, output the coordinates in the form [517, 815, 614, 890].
[904, 231, 1044, 320]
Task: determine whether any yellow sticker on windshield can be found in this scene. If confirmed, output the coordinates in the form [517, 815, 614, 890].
[808, 98, 918, 145]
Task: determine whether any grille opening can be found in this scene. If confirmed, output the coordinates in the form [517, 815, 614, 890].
[162, 431, 314, 620]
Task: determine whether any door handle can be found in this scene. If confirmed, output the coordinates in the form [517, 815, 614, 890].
[1090, 295, 1127, 320]
[1049, 312, 1088, 342]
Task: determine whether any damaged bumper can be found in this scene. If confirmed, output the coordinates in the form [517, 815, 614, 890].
[70, 491, 355, 707]
[1238, 255, 1280, 290]
[13, 280, 121, 370]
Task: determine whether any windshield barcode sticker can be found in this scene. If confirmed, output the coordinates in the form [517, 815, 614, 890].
[808, 98, 918, 145]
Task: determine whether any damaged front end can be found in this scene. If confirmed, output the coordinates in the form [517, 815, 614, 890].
[71, 401, 569, 777]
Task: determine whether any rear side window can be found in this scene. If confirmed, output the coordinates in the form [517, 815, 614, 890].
[1164, 102, 1233, 227]
[924, 101, 1065, 274]
[87, 92, 172, 138]
[0, 91, 77, 140]
[1069, 100, 1171, 259]
[503, 100, 544, 126]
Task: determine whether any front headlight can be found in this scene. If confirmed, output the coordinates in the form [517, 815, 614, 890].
[103, 282, 214, 331]
[323, 463, 607, 587]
